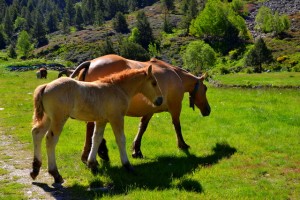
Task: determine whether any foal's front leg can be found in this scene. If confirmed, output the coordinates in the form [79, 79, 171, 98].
[87, 121, 106, 171]
[110, 117, 134, 172]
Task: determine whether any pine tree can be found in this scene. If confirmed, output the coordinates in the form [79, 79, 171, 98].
[135, 11, 154, 50]
[112, 12, 129, 33]
[32, 11, 48, 47]
[75, 5, 84, 30]
[8, 43, 17, 58]
[17, 30, 32, 58]
[245, 38, 273, 73]
[3, 9, 14, 40]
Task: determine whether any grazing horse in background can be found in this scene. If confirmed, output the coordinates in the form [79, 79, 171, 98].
[70, 54, 211, 162]
[30, 65, 163, 184]
[36, 67, 47, 79]
[57, 68, 75, 78]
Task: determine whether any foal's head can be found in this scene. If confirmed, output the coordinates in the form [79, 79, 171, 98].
[140, 65, 163, 107]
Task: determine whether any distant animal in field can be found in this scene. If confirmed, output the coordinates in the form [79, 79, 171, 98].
[70, 54, 211, 162]
[36, 68, 47, 79]
[57, 68, 75, 78]
[30, 65, 163, 184]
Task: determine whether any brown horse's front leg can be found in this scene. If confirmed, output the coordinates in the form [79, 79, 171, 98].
[132, 114, 153, 158]
[173, 118, 190, 149]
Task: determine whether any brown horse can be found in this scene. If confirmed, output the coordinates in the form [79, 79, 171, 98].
[30, 65, 163, 184]
[36, 67, 47, 79]
[70, 54, 211, 162]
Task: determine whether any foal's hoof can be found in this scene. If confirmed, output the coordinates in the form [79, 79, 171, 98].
[132, 150, 143, 159]
[123, 163, 135, 173]
[87, 160, 99, 174]
[178, 143, 190, 150]
[30, 171, 38, 180]
[54, 175, 64, 184]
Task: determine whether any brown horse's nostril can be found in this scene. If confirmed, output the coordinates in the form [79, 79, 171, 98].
[154, 97, 163, 106]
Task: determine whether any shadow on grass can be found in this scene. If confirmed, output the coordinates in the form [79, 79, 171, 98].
[33, 142, 236, 199]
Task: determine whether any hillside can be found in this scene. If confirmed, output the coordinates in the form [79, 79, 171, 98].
[3, 0, 300, 72]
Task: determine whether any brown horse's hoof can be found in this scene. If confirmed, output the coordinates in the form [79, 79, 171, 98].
[123, 163, 135, 173]
[98, 139, 109, 161]
[178, 143, 190, 150]
[81, 153, 88, 164]
[132, 150, 143, 159]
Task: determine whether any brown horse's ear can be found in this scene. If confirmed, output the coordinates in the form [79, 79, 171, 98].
[199, 72, 208, 81]
[147, 65, 153, 75]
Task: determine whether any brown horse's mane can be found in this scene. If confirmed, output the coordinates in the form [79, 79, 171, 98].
[98, 68, 146, 84]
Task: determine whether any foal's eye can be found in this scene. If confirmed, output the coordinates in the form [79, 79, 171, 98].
[152, 81, 157, 87]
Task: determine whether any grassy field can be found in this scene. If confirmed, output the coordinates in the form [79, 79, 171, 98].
[212, 72, 300, 88]
[0, 68, 299, 199]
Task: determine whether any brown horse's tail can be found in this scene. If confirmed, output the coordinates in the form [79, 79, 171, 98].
[32, 84, 47, 125]
[70, 61, 91, 81]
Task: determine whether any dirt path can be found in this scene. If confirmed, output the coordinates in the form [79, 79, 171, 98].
[0, 132, 68, 199]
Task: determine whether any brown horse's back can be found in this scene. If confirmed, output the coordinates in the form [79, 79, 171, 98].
[78, 55, 184, 117]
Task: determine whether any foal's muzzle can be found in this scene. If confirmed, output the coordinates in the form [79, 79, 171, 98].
[154, 97, 163, 106]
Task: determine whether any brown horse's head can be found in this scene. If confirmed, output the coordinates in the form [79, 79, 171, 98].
[190, 73, 211, 116]
[140, 65, 163, 107]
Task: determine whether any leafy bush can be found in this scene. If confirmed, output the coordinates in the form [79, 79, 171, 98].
[182, 40, 216, 73]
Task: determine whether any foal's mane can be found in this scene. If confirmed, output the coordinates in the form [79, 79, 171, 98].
[98, 68, 146, 84]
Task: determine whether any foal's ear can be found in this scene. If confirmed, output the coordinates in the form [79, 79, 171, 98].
[147, 65, 153, 75]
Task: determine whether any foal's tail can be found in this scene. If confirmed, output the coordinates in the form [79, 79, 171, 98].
[70, 61, 91, 81]
[32, 84, 47, 125]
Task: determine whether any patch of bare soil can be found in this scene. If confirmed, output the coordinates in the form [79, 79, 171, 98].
[0, 132, 70, 199]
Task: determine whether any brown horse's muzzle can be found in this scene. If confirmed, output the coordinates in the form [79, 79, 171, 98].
[201, 104, 211, 116]
[154, 97, 163, 106]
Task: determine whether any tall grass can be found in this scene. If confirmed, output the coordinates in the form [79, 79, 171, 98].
[0, 69, 299, 199]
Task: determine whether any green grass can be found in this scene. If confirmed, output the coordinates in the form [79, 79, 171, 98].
[0, 68, 299, 199]
[212, 72, 300, 87]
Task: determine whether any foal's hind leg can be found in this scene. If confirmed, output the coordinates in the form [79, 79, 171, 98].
[30, 118, 50, 180]
[46, 119, 66, 184]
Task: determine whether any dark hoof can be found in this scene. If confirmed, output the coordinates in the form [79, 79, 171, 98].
[54, 175, 64, 184]
[30, 171, 38, 180]
[98, 139, 109, 161]
[81, 154, 88, 164]
[87, 160, 99, 174]
[132, 150, 143, 159]
[123, 163, 135, 173]
[178, 143, 190, 150]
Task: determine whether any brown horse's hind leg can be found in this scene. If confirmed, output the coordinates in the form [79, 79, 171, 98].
[81, 122, 94, 163]
[132, 114, 153, 158]
[81, 122, 109, 163]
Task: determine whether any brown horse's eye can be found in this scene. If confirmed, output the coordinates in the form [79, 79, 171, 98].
[152, 81, 157, 87]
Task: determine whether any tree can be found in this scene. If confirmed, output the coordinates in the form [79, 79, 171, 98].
[119, 38, 150, 61]
[180, 0, 198, 34]
[112, 12, 129, 33]
[189, 0, 249, 54]
[62, 13, 70, 34]
[45, 12, 58, 33]
[75, 5, 84, 30]
[0, 29, 6, 49]
[7, 43, 17, 58]
[3, 9, 14, 39]
[32, 12, 48, 47]
[182, 40, 216, 74]
[17, 30, 32, 58]
[135, 10, 154, 49]
[255, 6, 290, 36]
[100, 37, 115, 55]
[245, 38, 273, 73]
